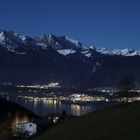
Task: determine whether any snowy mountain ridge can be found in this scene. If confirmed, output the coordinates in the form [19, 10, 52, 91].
[91, 47, 140, 56]
[0, 29, 139, 57]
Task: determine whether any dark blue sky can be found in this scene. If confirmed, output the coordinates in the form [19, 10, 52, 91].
[0, 0, 140, 50]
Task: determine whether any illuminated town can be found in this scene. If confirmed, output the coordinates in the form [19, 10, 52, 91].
[1, 88, 140, 104]
[17, 82, 60, 89]
[15, 93, 109, 103]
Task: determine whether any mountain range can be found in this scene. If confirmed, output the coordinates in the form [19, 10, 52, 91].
[0, 29, 140, 88]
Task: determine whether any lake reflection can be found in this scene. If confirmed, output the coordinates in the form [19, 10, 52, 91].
[14, 98, 95, 116]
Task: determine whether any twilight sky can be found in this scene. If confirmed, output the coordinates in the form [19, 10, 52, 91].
[0, 0, 140, 50]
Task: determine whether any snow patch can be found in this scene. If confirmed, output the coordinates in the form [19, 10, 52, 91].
[81, 50, 92, 57]
[84, 52, 92, 57]
[96, 48, 112, 55]
[0, 31, 6, 43]
[37, 42, 48, 48]
[19, 35, 27, 41]
[9, 49, 26, 55]
[57, 49, 76, 56]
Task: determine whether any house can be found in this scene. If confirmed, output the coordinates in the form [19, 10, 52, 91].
[16, 122, 37, 136]
[12, 113, 37, 137]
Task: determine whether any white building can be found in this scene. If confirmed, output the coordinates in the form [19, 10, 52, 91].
[52, 116, 60, 124]
[16, 122, 37, 136]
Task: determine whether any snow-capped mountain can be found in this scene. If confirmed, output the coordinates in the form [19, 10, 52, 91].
[0, 29, 140, 88]
[0, 29, 37, 54]
[36, 35, 87, 50]
[91, 47, 113, 55]
[112, 49, 140, 56]
[0, 29, 140, 57]
[91, 47, 140, 56]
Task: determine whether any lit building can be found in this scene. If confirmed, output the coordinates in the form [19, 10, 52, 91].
[16, 122, 37, 136]
[12, 113, 37, 137]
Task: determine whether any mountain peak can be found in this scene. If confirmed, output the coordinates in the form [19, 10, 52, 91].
[0, 29, 140, 57]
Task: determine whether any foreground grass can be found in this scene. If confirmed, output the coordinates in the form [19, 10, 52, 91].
[33, 102, 140, 140]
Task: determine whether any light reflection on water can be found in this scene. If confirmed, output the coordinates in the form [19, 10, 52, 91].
[15, 98, 95, 116]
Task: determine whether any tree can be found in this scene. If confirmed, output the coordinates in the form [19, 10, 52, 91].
[61, 110, 67, 120]
[118, 77, 135, 102]
[0, 112, 12, 140]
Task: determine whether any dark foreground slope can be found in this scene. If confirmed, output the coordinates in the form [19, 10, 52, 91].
[0, 98, 38, 140]
[33, 102, 140, 140]
[0, 97, 38, 119]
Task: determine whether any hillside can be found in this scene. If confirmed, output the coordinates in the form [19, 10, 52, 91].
[33, 102, 140, 140]
[0, 97, 39, 140]
[0, 97, 38, 119]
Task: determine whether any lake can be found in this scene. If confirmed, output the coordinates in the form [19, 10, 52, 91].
[0, 90, 112, 116]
